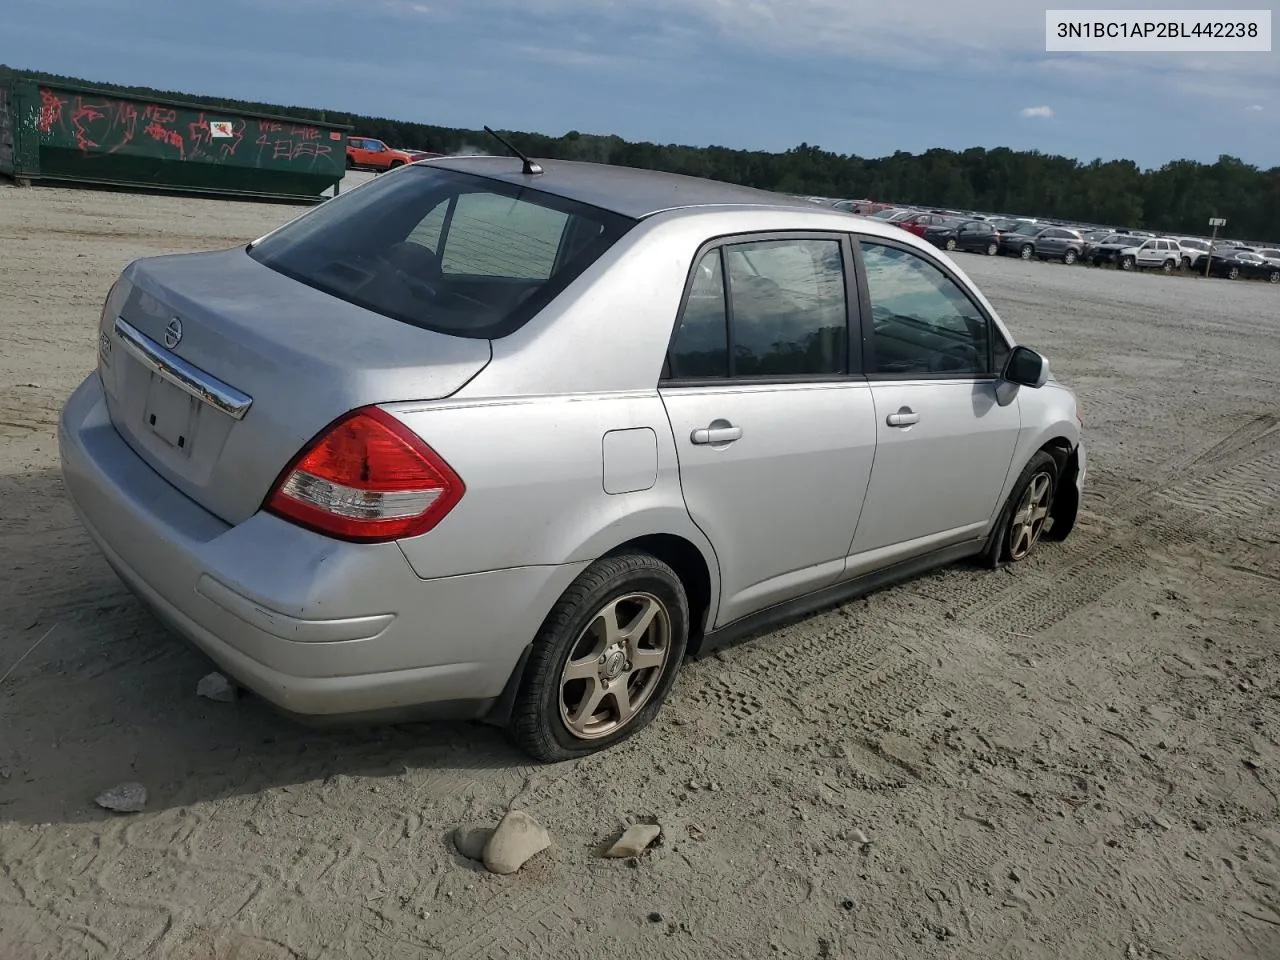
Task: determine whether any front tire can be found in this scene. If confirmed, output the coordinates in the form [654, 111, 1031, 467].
[1020, 244, 1034, 261]
[508, 552, 689, 762]
[981, 451, 1058, 568]
[1228, 266, 1240, 280]
[1063, 249, 1078, 265]
[945, 238, 957, 251]
[986, 241, 998, 256]
[1269, 271, 1280, 284]
[1120, 256, 1135, 271]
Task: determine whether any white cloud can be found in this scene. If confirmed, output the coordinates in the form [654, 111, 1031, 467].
[1246, 104, 1264, 112]
[1020, 105, 1055, 119]
[304, 0, 1280, 110]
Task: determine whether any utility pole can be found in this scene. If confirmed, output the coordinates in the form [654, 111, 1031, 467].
[1206, 217, 1226, 278]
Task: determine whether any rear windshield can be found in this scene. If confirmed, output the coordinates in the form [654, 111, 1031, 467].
[248, 165, 634, 339]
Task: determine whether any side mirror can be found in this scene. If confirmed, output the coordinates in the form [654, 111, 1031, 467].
[1003, 345, 1049, 388]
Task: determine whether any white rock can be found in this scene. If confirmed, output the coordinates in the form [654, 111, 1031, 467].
[850, 828, 870, 845]
[95, 782, 147, 813]
[197, 672, 237, 702]
[604, 823, 662, 858]
[482, 811, 551, 875]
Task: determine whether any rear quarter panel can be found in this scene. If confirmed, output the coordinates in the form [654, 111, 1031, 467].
[384, 392, 723, 625]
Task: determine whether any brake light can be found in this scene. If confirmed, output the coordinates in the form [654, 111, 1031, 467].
[265, 406, 464, 543]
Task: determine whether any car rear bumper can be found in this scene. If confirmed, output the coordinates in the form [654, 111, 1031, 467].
[58, 373, 585, 720]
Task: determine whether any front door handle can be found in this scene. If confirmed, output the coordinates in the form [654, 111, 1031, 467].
[886, 407, 920, 428]
[691, 424, 743, 445]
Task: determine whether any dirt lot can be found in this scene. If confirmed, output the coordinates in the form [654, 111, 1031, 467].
[2, 180, 1279, 960]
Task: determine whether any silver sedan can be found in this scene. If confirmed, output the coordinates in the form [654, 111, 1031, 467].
[59, 156, 1085, 761]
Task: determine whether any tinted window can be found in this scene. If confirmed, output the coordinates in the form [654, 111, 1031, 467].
[860, 241, 992, 377]
[669, 250, 729, 379]
[437, 193, 569, 278]
[247, 165, 633, 339]
[724, 238, 848, 377]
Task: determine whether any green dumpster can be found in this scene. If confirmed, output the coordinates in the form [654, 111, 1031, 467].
[0, 77, 350, 201]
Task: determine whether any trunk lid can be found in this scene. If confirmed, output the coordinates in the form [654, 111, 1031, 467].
[100, 247, 491, 525]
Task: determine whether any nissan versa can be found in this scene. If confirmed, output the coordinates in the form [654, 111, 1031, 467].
[58, 157, 1086, 762]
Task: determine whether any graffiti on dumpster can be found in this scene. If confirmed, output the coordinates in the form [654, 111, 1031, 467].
[33, 88, 338, 169]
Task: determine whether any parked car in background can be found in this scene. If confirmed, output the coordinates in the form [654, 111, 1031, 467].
[60, 157, 1084, 762]
[1175, 238, 1212, 271]
[1117, 237, 1182, 273]
[1257, 247, 1280, 266]
[993, 221, 1075, 259]
[1087, 233, 1142, 267]
[346, 137, 422, 171]
[894, 212, 954, 238]
[921, 218, 1001, 255]
[1031, 227, 1085, 264]
[1206, 248, 1280, 282]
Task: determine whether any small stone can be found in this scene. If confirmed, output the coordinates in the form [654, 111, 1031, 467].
[1244, 758, 1262, 770]
[482, 810, 551, 875]
[1192, 819, 1209, 832]
[452, 824, 493, 861]
[1008, 868, 1023, 883]
[605, 823, 662, 858]
[95, 782, 147, 813]
[841, 899, 856, 911]
[648, 911, 664, 923]
[196, 672, 237, 703]
[0, 766, 10, 780]
[850, 828, 870, 846]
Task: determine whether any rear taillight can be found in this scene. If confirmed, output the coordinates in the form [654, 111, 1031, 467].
[265, 406, 464, 543]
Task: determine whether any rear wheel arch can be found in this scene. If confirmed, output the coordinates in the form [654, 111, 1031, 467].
[603, 534, 714, 655]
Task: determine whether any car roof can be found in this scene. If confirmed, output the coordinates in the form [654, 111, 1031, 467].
[417, 156, 813, 219]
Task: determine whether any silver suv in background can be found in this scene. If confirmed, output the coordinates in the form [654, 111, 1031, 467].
[60, 158, 1085, 762]
[1118, 237, 1182, 272]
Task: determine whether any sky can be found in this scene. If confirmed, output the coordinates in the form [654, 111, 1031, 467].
[6, 0, 1278, 169]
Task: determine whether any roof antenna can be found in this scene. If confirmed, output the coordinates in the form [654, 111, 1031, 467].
[483, 125, 543, 175]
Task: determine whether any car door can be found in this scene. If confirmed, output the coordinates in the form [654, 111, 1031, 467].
[1043, 229, 1068, 258]
[659, 234, 878, 626]
[1135, 240, 1159, 267]
[845, 237, 1022, 568]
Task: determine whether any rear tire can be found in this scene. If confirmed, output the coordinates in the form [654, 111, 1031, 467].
[1162, 259, 1175, 274]
[980, 451, 1058, 569]
[508, 552, 689, 763]
[1270, 271, 1280, 284]
[1228, 266, 1240, 280]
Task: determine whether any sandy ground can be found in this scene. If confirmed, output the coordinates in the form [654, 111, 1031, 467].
[2, 176, 1280, 960]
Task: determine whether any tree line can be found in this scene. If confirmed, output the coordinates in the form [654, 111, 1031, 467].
[4, 65, 1277, 240]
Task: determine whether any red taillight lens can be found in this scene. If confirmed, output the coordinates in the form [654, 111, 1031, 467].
[265, 406, 464, 543]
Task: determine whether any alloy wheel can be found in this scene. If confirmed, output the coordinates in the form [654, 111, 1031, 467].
[558, 592, 671, 740]
[1020, 245, 1033, 260]
[1007, 472, 1053, 561]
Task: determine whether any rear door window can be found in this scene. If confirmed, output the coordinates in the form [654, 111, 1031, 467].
[666, 236, 850, 380]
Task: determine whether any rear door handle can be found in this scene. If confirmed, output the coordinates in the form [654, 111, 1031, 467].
[886, 408, 919, 428]
[691, 424, 743, 445]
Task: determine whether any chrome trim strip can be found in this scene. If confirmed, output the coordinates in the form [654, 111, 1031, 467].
[113, 317, 253, 420]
